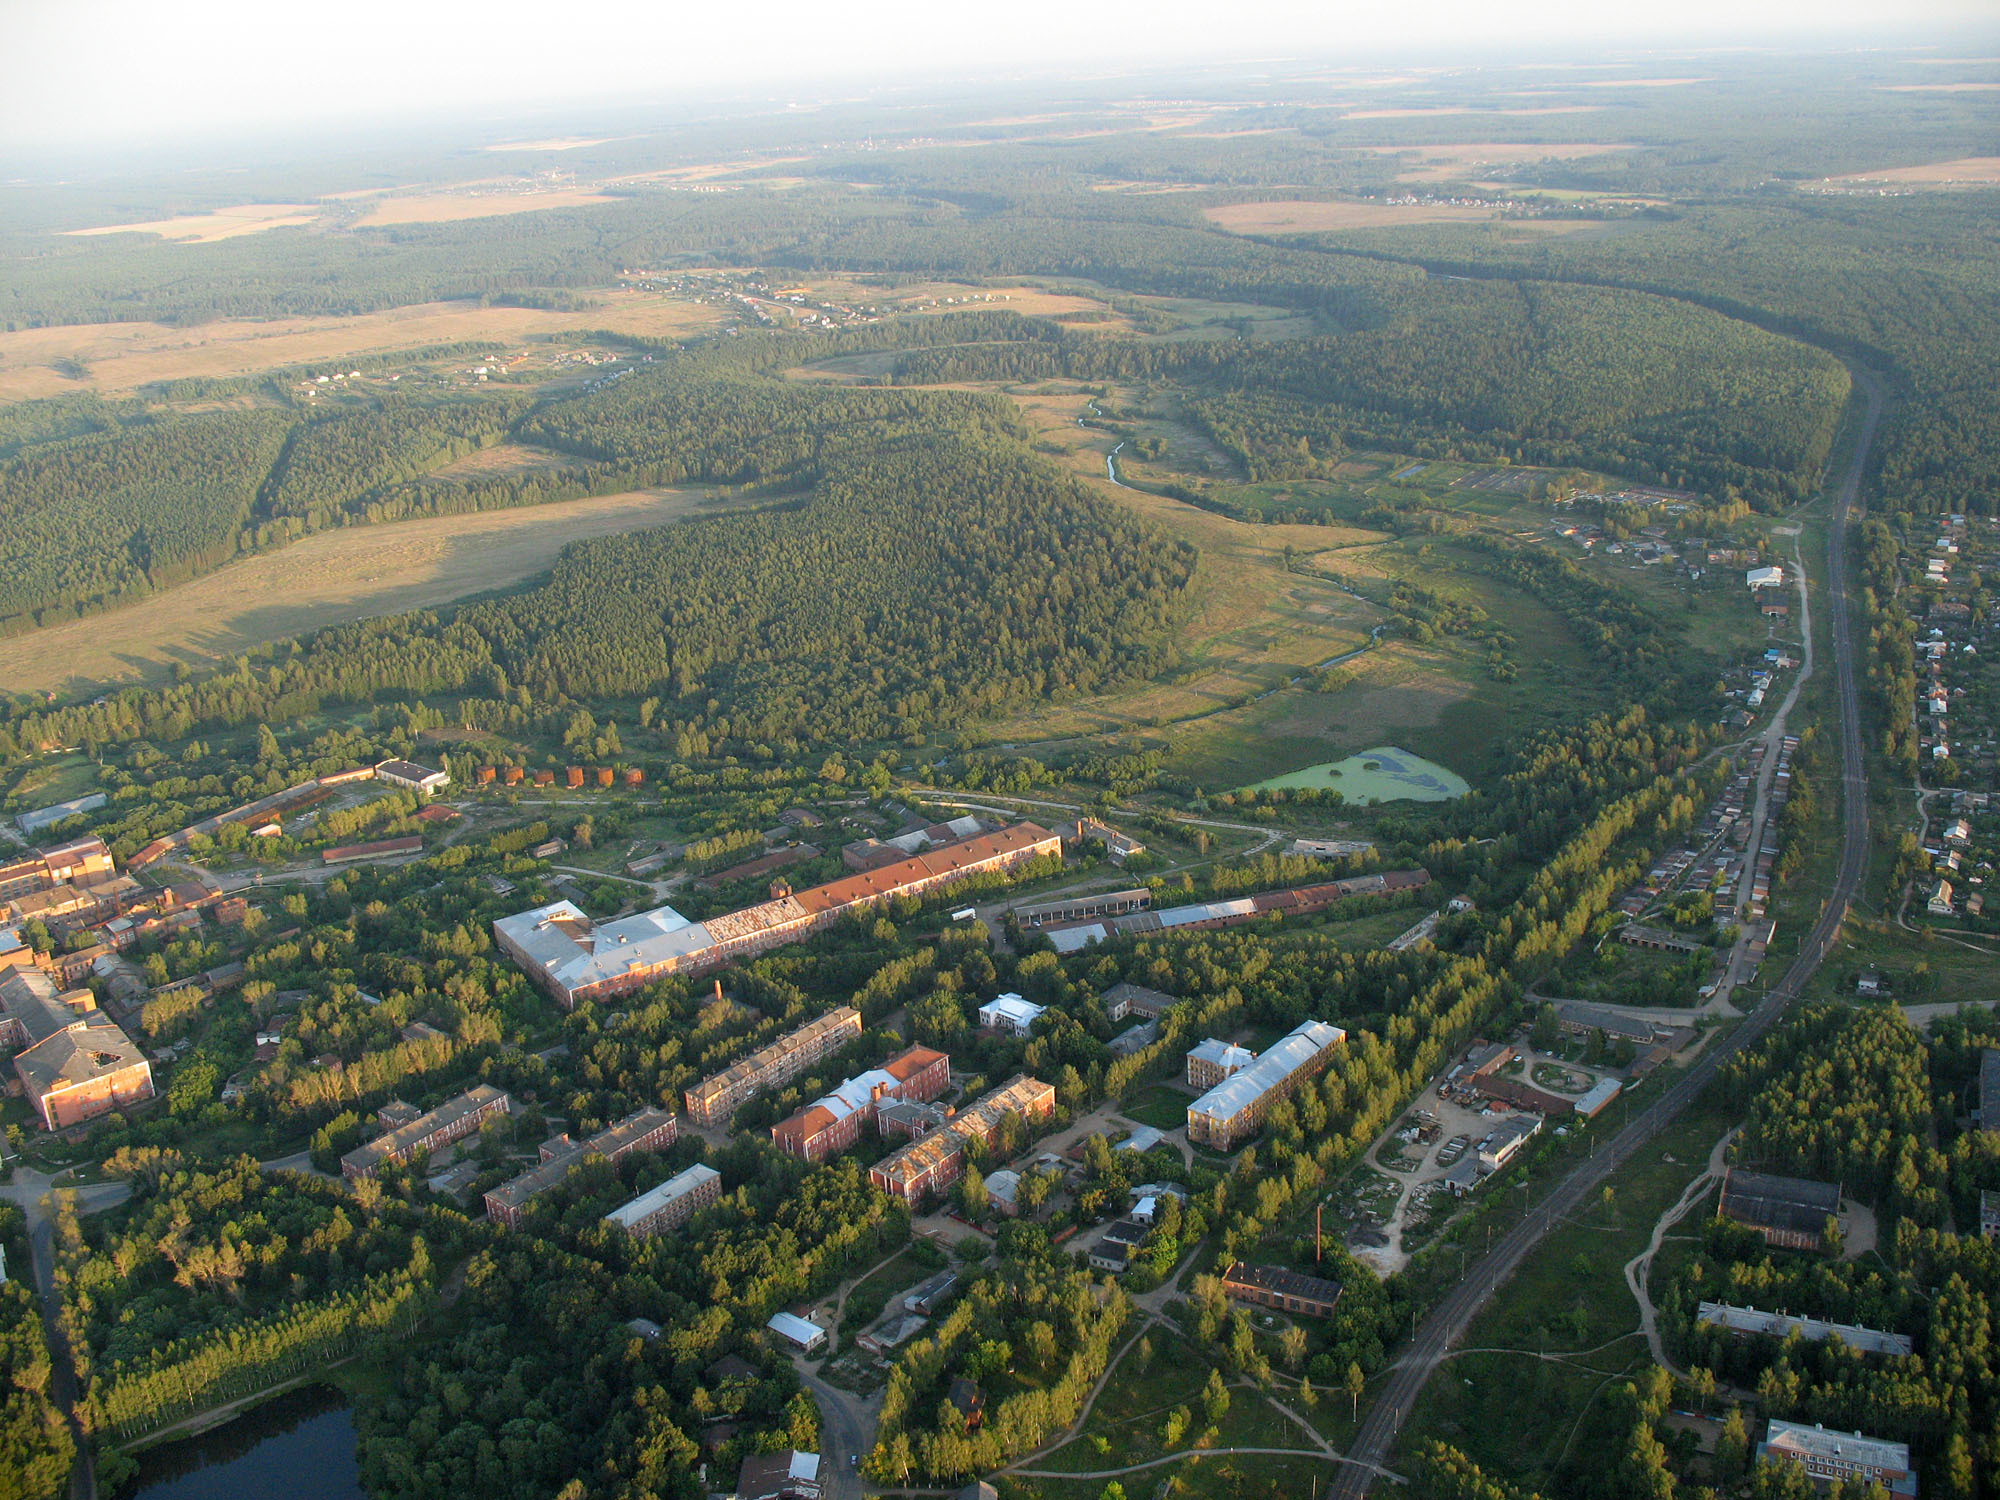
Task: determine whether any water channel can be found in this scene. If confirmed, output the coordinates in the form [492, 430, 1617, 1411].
[123, 1385, 366, 1500]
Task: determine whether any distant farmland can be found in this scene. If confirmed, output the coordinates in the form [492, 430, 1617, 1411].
[0, 487, 737, 694]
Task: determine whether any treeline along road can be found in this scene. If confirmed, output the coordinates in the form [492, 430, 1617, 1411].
[1330, 364, 1882, 1499]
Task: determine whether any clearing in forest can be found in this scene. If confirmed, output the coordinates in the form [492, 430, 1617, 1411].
[349, 189, 622, 225]
[62, 203, 323, 242]
[0, 292, 724, 402]
[1824, 155, 2000, 186]
[1204, 200, 1603, 234]
[0, 487, 737, 694]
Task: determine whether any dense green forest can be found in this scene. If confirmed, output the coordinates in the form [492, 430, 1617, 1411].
[0, 1211, 71, 1500]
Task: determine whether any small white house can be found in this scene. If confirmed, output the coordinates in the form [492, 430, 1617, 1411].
[1746, 566, 1785, 591]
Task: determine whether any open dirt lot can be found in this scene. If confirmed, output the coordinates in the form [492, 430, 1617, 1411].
[0, 487, 734, 694]
[1205, 200, 1601, 235]
[0, 292, 724, 402]
[1826, 155, 2000, 185]
[63, 204, 323, 243]
[350, 189, 622, 226]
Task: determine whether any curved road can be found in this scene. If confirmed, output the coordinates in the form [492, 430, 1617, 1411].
[1330, 367, 1882, 1499]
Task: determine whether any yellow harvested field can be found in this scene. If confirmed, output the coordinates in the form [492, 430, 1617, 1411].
[0, 292, 724, 403]
[64, 204, 322, 243]
[1205, 200, 1598, 234]
[482, 136, 620, 151]
[0, 488, 734, 694]
[1827, 156, 2000, 185]
[351, 190, 621, 225]
[1343, 105, 1603, 119]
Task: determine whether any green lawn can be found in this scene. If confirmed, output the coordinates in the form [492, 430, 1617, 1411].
[1121, 1085, 1194, 1132]
[1393, 1097, 1738, 1491]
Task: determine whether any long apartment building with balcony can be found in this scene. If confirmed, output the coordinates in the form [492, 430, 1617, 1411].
[1186, 1020, 1345, 1151]
[683, 1006, 863, 1127]
[483, 1106, 678, 1228]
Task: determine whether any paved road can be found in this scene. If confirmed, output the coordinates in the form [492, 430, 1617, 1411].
[2, 1168, 133, 1500]
[1329, 366, 1883, 1499]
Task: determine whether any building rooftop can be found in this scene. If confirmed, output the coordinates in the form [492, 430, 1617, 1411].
[1188, 1038, 1254, 1071]
[693, 1007, 861, 1103]
[1763, 1419, 1910, 1471]
[1188, 1020, 1345, 1127]
[765, 1311, 826, 1346]
[1224, 1262, 1344, 1307]
[736, 1449, 821, 1500]
[1697, 1302, 1913, 1357]
[339, 1085, 509, 1176]
[495, 899, 718, 997]
[979, 993, 1045, 1029]
[1721, 1169, 1842, 1236]
[604, 1163, 720, 1231]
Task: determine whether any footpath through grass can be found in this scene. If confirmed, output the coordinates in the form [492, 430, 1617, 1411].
[1393, 1097, 1737, 1492]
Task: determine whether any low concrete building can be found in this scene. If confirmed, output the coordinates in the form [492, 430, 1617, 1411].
[1696, 1302, 1912, 1357]
[1221, 1262, 1344, 1319]
[1477, 1115, 1541, 1174]
[765, 1311, 827, 1355]
[373, 759, 450, 793]
[734, 1448, 821, 1500]
[1719, 1169, 1841, 1252]
[1101, 982, 1177, 1022]
[977, 992, 1045, 1035]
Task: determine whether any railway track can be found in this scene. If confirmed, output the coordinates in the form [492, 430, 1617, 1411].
[1329, 367, 1882, 1498]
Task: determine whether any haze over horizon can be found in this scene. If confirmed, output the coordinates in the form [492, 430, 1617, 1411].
[4, 0, 1998, 158]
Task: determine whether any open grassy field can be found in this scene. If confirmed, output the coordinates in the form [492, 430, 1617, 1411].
[0, 486, 741, 694]
[963, 386, 1386, 750]
[1245, 746, 1470, 802]
[63, 203, 323, 242]
[349, 189, 623, 226]
[1393, 1096, 1737, 1489]
[1206, 200, 1598, 235]
[1824, 154, 2000, 185]
[1354, 141, 1631, 182]
[0, 292, 724, 402]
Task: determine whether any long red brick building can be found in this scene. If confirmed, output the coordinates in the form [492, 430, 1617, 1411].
[483, 1106, 678, 1228]
[495, 822, 1062, 1008]
[870, 1075, 1056, 1206]
[771, 1045, 950, 1163]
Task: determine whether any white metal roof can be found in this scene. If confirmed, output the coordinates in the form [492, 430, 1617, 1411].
[766, 1310, 826, 1346]
[1049, 924, 1107, 953]
[1187, 1020, 1345, 1125]
[979, 994, 1045, 1027]
[495, 898, 716, 994]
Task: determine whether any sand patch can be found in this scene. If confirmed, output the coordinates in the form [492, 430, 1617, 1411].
[64, 204, 322, 243]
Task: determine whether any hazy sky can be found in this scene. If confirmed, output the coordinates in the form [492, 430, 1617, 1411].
[2, 0, 1994, 153]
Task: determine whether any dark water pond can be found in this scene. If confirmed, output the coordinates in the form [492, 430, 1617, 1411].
[123, 1384, 366, 1500]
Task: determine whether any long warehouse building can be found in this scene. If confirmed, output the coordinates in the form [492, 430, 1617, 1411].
[495, 822, 1062, 1007]
[1186, 1019, 1346, 1151]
